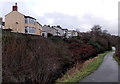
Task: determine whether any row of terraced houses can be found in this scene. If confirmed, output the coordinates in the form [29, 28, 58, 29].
[0, 3, 78, 38]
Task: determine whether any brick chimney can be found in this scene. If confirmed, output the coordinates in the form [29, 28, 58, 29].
[12, 3, 18, 11]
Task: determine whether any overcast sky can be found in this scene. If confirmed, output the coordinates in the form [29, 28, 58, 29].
[0, 0, 119, 35]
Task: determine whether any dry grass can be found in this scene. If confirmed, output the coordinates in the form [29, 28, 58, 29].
[55, 52, 108, 83]
[57, 62, 84, 81]
[56, 56, 98, 82]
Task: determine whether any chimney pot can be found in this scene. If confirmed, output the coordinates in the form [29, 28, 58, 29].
[12, 3, 18, 11]
[15, 3, 17, 6]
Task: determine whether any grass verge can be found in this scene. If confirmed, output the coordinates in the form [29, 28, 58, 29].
[113, 54, 120, 65]
[55, 51, 111, 84]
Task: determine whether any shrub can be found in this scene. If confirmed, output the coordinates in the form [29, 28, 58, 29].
[2, 31, 73, 83]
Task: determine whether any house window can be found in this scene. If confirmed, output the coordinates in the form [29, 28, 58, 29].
[29, 27, 36, 34]
[42, 33, 45, 37]
[25, 18, 35, 24]
[25, 18, 27, 24]
[25, 27, 28, 33]
[25, 27, 36, 34]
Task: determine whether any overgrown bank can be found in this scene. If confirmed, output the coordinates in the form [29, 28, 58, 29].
[113, 36, 120, 65]
[2, 25, 115, 83]
[55, 51, 110, 83]
[2, 31, 74, 83]
[113, 54, 120, 65]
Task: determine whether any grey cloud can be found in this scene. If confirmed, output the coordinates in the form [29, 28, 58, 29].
[36, 12, 117, 35]
[1, 2, 117, 35]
